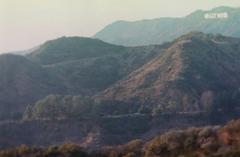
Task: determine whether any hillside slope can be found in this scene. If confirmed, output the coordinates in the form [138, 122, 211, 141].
[97, 32, 240, 113]
[0, 37, 168, 120]
[27, 36, 168, 95]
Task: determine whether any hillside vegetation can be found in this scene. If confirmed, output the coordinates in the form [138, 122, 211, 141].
[2, 120, 240, 157]
[98, 32, 240, 114]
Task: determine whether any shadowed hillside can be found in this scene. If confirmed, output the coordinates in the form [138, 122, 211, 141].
[27, 36, 169, 95]
[0, 54, 65, 120]
[0, 37, 169, 120]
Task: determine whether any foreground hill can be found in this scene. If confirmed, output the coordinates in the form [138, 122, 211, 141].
[101, 119, 240, 157]
[97, 32, 240, 113]
[94, 6, 240, 46]
[2, 119, 240, 157]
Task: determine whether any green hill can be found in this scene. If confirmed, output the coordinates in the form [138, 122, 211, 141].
[0, 37, 168, 120]
[97, 32, 240, 113]
[27, 36, 168, 95]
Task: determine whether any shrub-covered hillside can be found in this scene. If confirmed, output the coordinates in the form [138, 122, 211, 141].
[2, 120, 240, 157]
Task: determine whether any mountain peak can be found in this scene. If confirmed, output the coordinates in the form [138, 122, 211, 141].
[42, 36, 108, 48]
[175, 32, 236, 45]
[27, 36, 124, 65]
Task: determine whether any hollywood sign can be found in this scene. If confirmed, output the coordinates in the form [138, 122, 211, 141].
[204, 12, 228, 19]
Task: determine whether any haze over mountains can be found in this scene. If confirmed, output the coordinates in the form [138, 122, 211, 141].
[94, 6, 240, 46]
[1, 5, 240, 156]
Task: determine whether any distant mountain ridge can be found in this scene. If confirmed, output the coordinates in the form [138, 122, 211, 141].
[94, 6, 240, 46]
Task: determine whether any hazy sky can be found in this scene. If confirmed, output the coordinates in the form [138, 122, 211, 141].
[1, 0, 240, 53]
